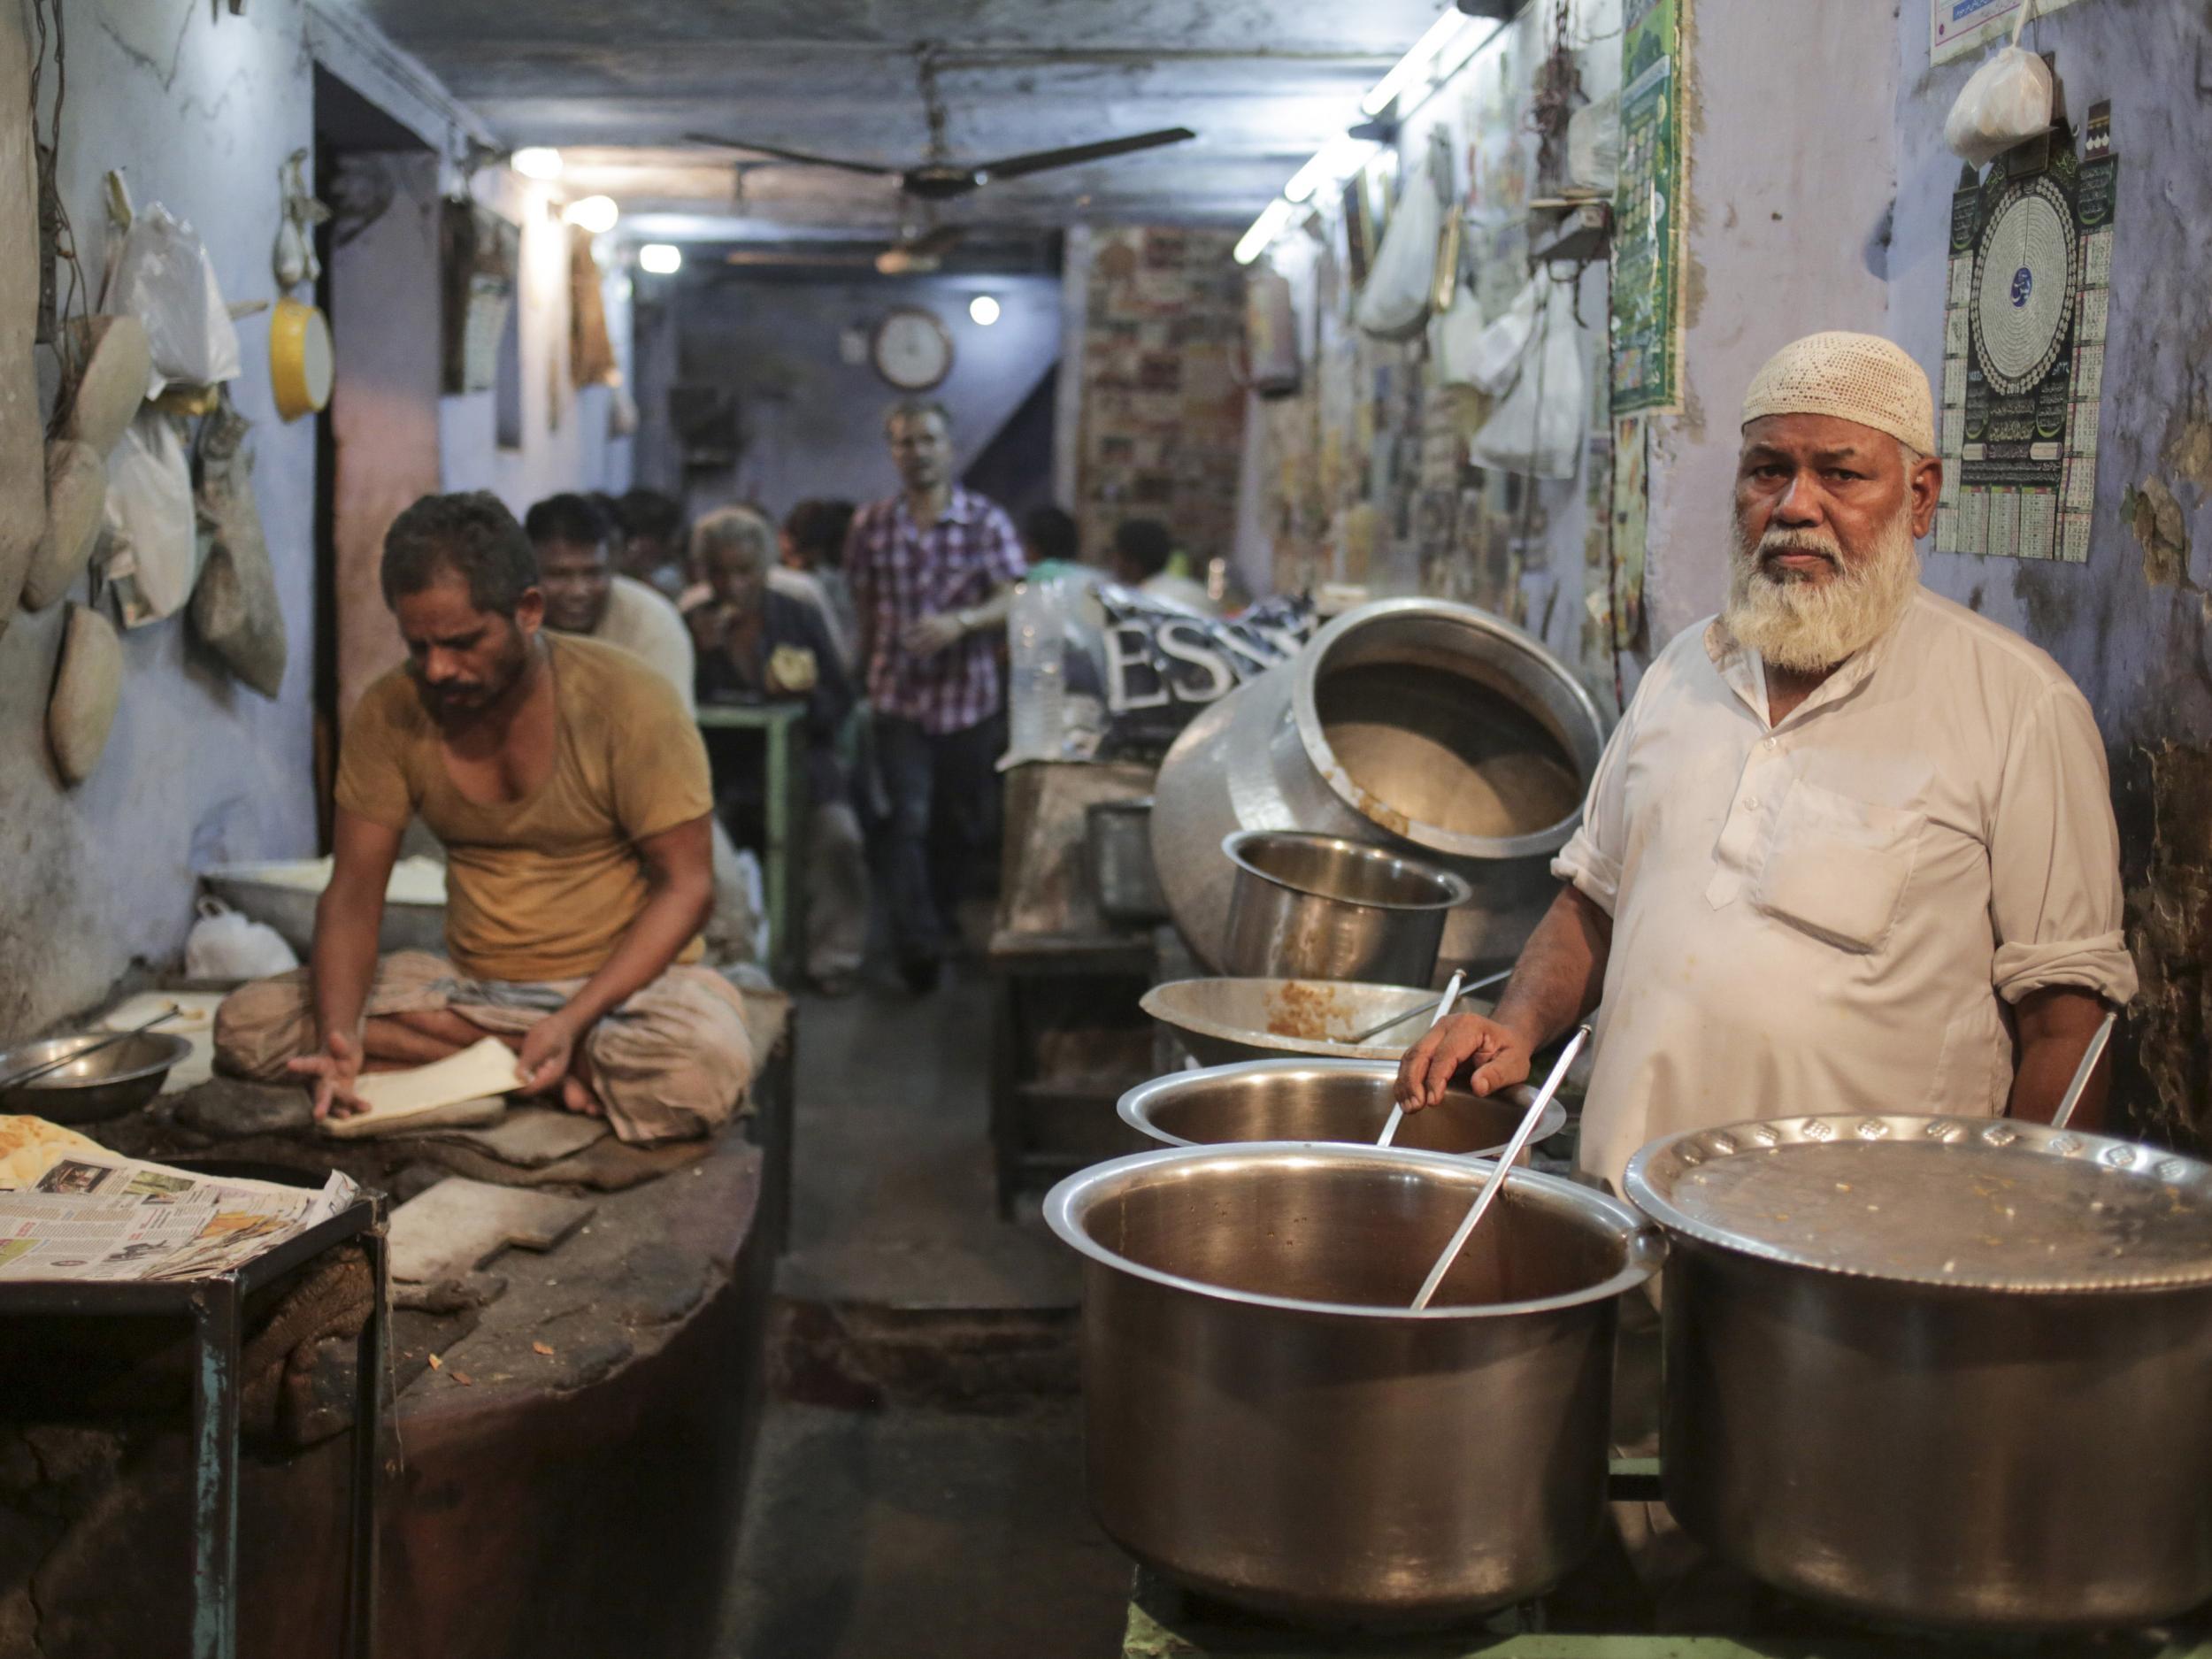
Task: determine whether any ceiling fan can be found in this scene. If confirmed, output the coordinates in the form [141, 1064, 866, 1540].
[687, 46, 1195, 272]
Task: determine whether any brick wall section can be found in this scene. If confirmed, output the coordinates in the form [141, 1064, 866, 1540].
[1073, 228, 1247, 572]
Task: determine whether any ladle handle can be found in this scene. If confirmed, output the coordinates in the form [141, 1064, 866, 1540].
[2047, 1009, 2116, 1133]
[1409, 1024, 1588, 1312]
[1377, 970, 1466, 1148]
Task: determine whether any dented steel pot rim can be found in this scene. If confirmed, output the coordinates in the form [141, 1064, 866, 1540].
[1047, 1141, 1663, 1322]
[1221, 830, 1474, 913]
[1624, 1113, 2212, 1295]
[1287, 597, 1606, 863]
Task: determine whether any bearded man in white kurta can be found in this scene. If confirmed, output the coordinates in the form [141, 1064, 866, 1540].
[1398, 331, 2136, 1193]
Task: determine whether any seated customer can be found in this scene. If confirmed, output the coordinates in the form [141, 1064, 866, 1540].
[215, 493, 752, 1142]
[1019, 503, 1091, 583]
[612, 487, 690, 602]
[1110, 517, 1215, 615]
[689, 506, 871, 995]
[775, 498, 858, 670]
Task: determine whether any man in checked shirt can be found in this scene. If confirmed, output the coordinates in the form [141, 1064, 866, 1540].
[846, 399, 1025, 993]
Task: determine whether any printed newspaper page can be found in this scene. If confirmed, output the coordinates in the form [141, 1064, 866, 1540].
[0, 1146, 357, 1283]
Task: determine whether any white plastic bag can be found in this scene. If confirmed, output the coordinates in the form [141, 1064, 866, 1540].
[185, 898, 300, 982]
[103, 410, 200, 626]
[1356, 155, 1441, 342]
[107, 205, 242, 396]
[1567, 90, 1621, 195]
[1458, 279, 1541, 396]
[1945, 4, 2050, 167]
[1470, 279, 1586, 480]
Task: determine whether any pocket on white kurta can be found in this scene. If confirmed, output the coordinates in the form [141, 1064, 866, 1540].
[1748, 779, 1924, 954]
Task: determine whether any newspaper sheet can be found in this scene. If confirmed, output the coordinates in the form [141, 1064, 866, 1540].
[0, 1149, 357, 1284]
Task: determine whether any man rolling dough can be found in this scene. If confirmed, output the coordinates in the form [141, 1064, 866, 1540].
[215, 492, 752, 1142]
[1396, 333, 2136, 1189]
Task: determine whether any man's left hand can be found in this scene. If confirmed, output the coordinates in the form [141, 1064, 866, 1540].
[902, 611, 966, 656]
[516, 1012, 582, 1097]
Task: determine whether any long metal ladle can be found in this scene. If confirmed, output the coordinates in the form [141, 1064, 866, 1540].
[2047, 1009, 2117, 1133]
[0, 1004, 182, 1094]
[1340, 967, 1511, 1049]
[1376, 971, 1463, 1148]
[1409, 1024, 1590, 1312]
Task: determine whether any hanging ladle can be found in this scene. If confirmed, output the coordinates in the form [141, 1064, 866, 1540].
[1409, 1024, 1590, 1312]
[2047, 1009, 2117, 1133]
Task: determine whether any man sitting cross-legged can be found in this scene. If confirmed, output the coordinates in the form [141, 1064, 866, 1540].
[214, 492, 752, 1141]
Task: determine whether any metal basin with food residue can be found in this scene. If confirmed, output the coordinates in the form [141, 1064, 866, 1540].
[1118, 1057, 1564, 1162]
[0, 1033, 195, 1123]
[1048, 1143, 1662, 1628]
[1141, 976, 1487, 1067]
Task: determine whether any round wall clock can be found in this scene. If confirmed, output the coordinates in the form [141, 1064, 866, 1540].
[872, 307, 955, 391]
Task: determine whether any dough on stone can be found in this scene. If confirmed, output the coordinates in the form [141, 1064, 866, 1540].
[61, 314, 153, 458]
[20, 440, 104, 611]
[47, 601, 123, 785]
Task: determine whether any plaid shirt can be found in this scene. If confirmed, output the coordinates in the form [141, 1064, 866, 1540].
[846, 486, 1026, 734]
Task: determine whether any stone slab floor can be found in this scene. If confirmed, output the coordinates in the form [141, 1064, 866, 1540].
[717, 967, 1133, 1658]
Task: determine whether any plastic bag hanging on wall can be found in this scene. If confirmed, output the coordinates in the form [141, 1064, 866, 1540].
[1944, 0, 2051, 166]
[107, 204, 242, 396]
[1469, 279, 1585, 480]
[1355, 151, 1440, 342]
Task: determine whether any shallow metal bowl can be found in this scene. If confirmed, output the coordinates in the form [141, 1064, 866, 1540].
[1119, 1057, 1564, 1161]
[204, 860, 446, 957]
[0, 1033, 196, 1123]
[1048, 1142, 1661, 1626]
[1141, 976, 1487, 1067]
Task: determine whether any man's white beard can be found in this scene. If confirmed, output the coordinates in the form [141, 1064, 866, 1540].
[1721, 503, 1922, 673]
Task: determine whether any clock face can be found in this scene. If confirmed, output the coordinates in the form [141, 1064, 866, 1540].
[872, 308, 954, 391]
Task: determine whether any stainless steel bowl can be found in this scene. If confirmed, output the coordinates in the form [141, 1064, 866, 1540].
[1119, 1058, 1565, 1161]
[1048, 1142, 1662, 1627]
[203, 862, 446, 957]
[1141, 976, 1480, 1066]
[1220, 830, 1471, 984]
[1086, 797, 1168, 924]
[0, 1033, 195, 1123]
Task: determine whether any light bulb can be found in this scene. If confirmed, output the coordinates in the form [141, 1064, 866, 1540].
[562, 195, 619, 234]
[511, 147, 563, 181]
[969, 294, 1001, 326]
[638, 242, 683, 275]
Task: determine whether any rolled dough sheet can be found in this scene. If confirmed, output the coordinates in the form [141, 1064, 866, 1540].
[340, 1037, 523, 1131]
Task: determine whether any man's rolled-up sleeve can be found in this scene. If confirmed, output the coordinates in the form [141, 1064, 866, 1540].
[1549, 702, 1634, 917]
[1987, 683, 2138, 1006]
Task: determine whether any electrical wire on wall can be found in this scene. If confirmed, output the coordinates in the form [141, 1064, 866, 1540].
[27, 0, 94, 439]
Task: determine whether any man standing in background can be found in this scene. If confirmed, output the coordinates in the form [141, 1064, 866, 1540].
[845, 400, 1025, 993]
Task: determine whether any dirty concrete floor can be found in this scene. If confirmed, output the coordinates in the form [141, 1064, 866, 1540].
[717, 967, 1133, 1659]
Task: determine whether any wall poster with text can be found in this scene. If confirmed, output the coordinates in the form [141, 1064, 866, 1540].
[1609, 0, 1686, 415]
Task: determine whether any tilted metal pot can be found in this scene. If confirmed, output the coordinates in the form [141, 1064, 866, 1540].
[1151, 598, 1607, 974]
[1626, 1115, 2212, 1632]
[1048, 1143, 1663, 1627]
[1118, 1056, 1565, 1161]
[1219, 829, 1471, 984]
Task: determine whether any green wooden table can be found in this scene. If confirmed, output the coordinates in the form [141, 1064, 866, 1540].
[697, 701, 809, 982]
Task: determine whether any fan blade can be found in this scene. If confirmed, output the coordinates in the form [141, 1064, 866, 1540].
[968, 127, 1197, 182]
[682, 133, 898, 179]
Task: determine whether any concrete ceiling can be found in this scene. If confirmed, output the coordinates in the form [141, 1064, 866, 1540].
[348, 0, 1447, 240]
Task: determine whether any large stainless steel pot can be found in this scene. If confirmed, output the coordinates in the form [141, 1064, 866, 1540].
[1118, 1057, 1565, 1161]
[1219, 830, 1469, 983]
[1048, 1142, 1663, 1627]
[1086, 796, 1168, 924]
[1152, 598, 1606, 974]
[1626, 1115, 2212, 1632]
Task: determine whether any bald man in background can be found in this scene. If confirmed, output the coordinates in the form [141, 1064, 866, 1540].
[1399, 332, 2135, 1190]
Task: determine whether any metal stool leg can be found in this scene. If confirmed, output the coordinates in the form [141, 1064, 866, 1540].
[188, 1279, 243, 1659]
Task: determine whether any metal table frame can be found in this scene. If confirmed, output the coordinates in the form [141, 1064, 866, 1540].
[698, 701, 810, 983]
[0, 1195, 387, 1659]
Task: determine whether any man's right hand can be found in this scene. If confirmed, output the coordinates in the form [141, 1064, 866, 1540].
[288, 1029, 368, 1120]
[1394, 1014, 1536, 1110]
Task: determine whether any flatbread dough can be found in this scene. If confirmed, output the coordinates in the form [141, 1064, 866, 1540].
[334, 1036, 523, 1133]
[20, 440, 104, 611]
[0, 1116, 108, 1188]
[47, 601, 123, 786]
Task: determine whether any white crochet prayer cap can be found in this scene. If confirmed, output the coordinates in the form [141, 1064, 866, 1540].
[1740, 331, 1937, 457]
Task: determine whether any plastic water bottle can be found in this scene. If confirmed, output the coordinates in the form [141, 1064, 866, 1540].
[1007, 579, 1069, 763]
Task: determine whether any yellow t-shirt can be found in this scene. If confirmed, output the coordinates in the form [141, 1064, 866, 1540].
[335, 633, 711, 983]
